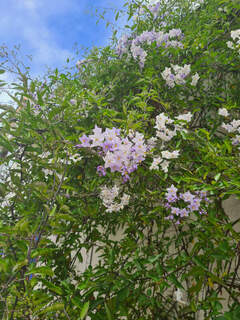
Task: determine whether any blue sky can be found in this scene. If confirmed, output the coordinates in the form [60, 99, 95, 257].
[0, 0, 126, 102]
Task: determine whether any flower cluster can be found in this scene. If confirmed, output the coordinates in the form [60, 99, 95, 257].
[76, 126, 147, 181]
[227, 29, 240, 54]
[161, 65, 199, 87]
[164, 185, 209, 224]
[116, 34, 131, 57]
[131, 30, 184, 67]
[100, 185, 130, 213]
[155, 111, 192, 141]
[148, 2, 161, 19]
[150, 112, 192, 172]
[221, 118, 240, 146]
[117, 29, 184, 68]
[222, 119, 240, 133]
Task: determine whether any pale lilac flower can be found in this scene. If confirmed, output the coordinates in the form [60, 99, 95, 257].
[165, 214, 174, 220]
[232, 135, 240, 145]
[78, 134, 91, 147]
[102, 142, 113, 153]
[166, 184, 178, 195]
[165, 193, 177, 203]
[188, 201, 200, 212]
[70, 99, 77, 105]
[171, 207, 180, 215]
[168, 29, 182, 38]
[164, 202, 171, 209]
[197, 190, 207, 198]
[179, 208, 189, 217]
[181, 191, 195, 203]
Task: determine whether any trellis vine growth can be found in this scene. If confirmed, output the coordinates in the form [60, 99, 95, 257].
[0, 0, 240, 319]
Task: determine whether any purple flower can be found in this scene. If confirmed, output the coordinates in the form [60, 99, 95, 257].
[112, 127, 121, 136]
[165, 214, 174, 220]
[97, 165, 106, 176]
[180, 73, 187, 79]
[179, 208, 189, 217]
[164, 202, 171, 209]
[78, 134, 91, 147]
[171, 207, 180, 216]
[122, 174, 130, 182]
[163, 34, 169, 42]
[166, 184, 178, 194]
[102, 142, 113, 153]
[165, 194, 178, 203]
[181, 191, 195, 203]
[188, 201, 200, 212]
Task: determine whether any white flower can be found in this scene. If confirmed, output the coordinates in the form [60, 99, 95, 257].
[231, 119, 240, 129]
[160, 160, 169, 173]
[222, 123, 234, 133]
[231, 29, 240, 41]
[218, 108, 229, 117]
[100, 185, 130, 213]
[227, 41, 234, 49]
[147, 137, 157, 149]
[174, 288, 186, 304]
[69, 154, 82, 163]
[150, 157, 162, 170]
[161, 150, 180, 159]
[191, 73, 200, 86]
[176, 112, 192, 122]
[121, 194, 130, 206]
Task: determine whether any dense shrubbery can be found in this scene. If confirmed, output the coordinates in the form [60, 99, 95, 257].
[1, 0, 240, 318]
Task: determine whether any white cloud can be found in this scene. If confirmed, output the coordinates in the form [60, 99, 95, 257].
[0, 0, 125, 82]
[0, 0, 79, 76]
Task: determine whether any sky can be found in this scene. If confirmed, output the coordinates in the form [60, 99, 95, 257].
[0, 0, 126, 103]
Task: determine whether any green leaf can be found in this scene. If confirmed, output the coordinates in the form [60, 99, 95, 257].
[13, 259, 28, 272]
[115, 11, 119, 21]
[192, 257, 208, 271]
[38, 303, 64, 315]
[0, 134, 14, 153]
[168, 274, 184, 289]
[41, 279, 64, 295]
[105, 302, 113, 320]
[214, 173, 221, 181]
[26, 266, 54, 277]
[80, 301, 90, 320]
